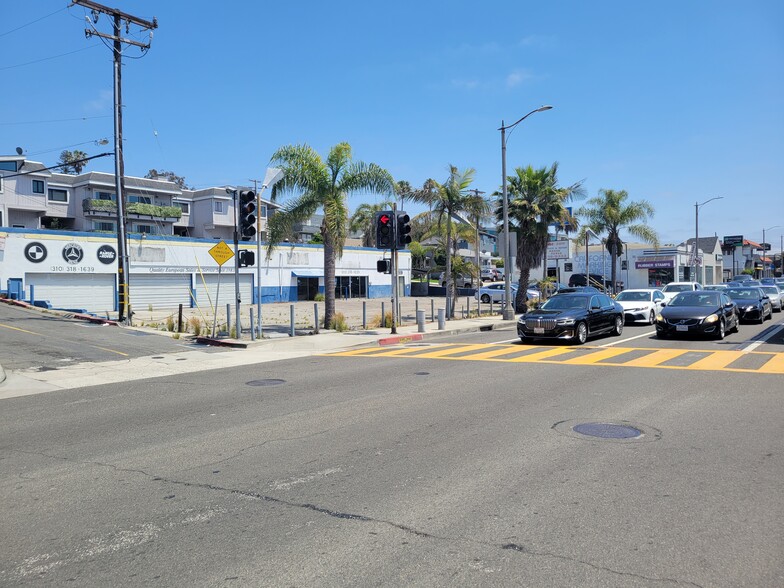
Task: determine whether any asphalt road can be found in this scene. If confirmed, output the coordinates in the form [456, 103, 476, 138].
[1, 322, 782, 586]
[0, 302, 230, 372]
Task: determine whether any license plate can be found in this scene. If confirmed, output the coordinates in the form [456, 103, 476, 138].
[676, 325, 688, 332]
[534, 327, 545, 334]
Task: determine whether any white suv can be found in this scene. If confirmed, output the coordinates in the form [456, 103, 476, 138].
[661, 281, 703, 302]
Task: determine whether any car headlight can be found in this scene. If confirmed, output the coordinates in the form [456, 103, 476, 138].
[656, 314, 664, 322]
[556, 318, 575, 325]
[703, 313, 719, 324]
[744, 305, 756, 311]
[517, 316, 526, 324]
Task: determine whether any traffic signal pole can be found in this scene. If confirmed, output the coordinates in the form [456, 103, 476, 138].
[232, 189, 241, 339]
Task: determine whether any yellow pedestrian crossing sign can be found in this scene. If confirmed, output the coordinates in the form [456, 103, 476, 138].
[209, 241, 234, 266]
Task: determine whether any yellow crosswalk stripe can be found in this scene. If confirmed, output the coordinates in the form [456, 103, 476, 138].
[758, 353, 784, 374]
[459, 345, 525, 360]
[686, 351, 745, 371]
[507, 347, 577, 362]
[560, 347, 637, 365]
[405, 344, 492, 359]
[621, 349, 691, 368]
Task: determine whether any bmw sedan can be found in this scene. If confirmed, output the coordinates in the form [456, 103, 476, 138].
[725, 287, 773, 323]
[517, 292, 624, 345]
[655, 290, 739, 340]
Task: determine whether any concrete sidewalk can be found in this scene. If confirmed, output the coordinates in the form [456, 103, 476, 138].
[0, 296, 518, 397]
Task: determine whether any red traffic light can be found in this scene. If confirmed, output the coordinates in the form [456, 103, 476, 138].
[379, 214, 391, 225]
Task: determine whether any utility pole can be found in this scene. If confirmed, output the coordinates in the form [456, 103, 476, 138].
[74, 0, 157, 323]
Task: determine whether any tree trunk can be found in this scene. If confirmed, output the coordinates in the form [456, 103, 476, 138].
[445, 221, 454, 318]
[516, 265, 531, 314]
[323, 229, 336, 328]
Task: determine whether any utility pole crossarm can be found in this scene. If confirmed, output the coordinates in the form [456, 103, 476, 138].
[71, 0, 158, 31]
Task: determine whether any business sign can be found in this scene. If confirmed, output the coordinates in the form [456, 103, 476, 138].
[546, 239, 570, 259]
[635, 260, 674, 269]
[723, 235, 743, 247]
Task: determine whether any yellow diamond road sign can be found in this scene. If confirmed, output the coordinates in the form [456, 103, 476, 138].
[209, 241, 234, 266]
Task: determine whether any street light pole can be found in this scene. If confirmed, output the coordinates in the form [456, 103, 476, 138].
[499, 105, 553, 319]
[693, 196, 723, 282]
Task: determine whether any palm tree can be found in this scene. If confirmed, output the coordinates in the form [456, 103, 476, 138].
[576, 188, 659, 291]
[349, 201, 393, 247]
[266, 143, 395, 328]
[497, 163, 584, 312]
[409, 165, 476, 317]
[57, 149, 89, 174]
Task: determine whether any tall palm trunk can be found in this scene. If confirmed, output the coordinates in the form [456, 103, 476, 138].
[322, 228, 336, 328]
[445, 221, 454, 318]
[516, 266, 531, 313]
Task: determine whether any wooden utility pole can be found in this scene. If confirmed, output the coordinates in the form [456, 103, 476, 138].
[73, 0, 157, 323]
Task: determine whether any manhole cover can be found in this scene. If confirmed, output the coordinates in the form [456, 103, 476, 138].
[572, 422, 641, 439]
[246, 379, 286, 387]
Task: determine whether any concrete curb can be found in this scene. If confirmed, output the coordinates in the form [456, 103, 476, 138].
[0, 362, 5, 386]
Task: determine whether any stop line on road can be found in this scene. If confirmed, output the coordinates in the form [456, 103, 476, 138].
[326, 343, 784, 374]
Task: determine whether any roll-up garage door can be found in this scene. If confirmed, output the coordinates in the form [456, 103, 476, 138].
[129, 274, 192, 309]
[193, 273, 253, 310]
[26, 273, 115, 314]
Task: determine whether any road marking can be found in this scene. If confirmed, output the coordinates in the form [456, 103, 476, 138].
[599, 329, 656, 346]
[738, 322, 784, 352]
[0, 322, 39, 335]
[89, 345, 129, 357]
[326, 343, 784, 374]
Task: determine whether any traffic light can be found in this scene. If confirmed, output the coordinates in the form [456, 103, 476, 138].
[238, 190, 257, 241]
[377, 259, 391, 273]
[238, 249, 255, 267]
[396, 212, 411, 249]
[375, 211, 394, 249]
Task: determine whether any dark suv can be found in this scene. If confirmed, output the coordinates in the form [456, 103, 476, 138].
[517, 292, 624, 345]
[568, 273, 611, 289]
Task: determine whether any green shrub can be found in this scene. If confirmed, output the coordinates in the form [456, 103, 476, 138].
[166, 316, 175, 332]
[188, 317, 202, 336]
[314, 293, 325, 302]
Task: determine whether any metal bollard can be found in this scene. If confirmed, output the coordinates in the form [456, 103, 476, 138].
[249, 310, 256, 341]
[314, 303, 319, 334]
[290, 304, 295, 337]
[398, 302, 401, 326]
[362, 301, 367, 330]
[417, 309, 425, 333]
[381, 302, 385, 326]
[437, 307, 445, 330]
[415, 299, 419, 317]
[226, 304, 231, 335]
[431, 298, 435, 322]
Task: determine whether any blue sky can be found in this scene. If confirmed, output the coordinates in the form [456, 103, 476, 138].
[4, 1, 783, 247]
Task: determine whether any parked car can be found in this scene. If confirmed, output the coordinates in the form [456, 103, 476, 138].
[517, 291, 624, 345]
[480, 267, 500, 282]
[475, 282, 539, 303]
[704, 284, 728, 291]
[655, 290, 739, 340]
[760, 285, 782, 312]
[661, 281, 703, 302]
[614, 288, 666, 324]
[759, 277, 777, 286]
[724, 287, 773, 323]
[438, 272, 474, 288]
[568, 273, 612, 290]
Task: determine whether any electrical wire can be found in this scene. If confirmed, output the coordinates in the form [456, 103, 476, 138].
[0, 44, 101, 71]
[0, 6, 67, 38]
[0, 115, 112, 126]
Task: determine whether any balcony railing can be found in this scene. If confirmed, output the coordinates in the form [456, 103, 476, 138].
[82, 198, 182, 221]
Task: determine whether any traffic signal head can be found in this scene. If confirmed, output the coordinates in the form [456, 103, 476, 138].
[396, 212, 411, 248]
[375, 211, 394, 249]
[376, 259, 391, 273]
[239, 190, 257, 241]
[238, 249, 255, 267]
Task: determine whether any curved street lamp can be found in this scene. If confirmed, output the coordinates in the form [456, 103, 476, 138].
[693, 196, 723, 282]
[499, 105, 553, 319]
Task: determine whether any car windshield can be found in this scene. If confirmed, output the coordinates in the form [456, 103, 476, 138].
[761, 286, 778, 295]
[663, 284, 692, 293]
[726, 289, 757, 300]
[541, 296, 588, 310]
[615, 291, 649, 302]
[668, 292, 718, 307]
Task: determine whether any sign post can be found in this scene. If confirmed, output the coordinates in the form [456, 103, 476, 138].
[208, 241, 234, 338]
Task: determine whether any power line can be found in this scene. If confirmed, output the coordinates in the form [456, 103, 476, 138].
[0, 115, 112, 126]
[0, 44, 101, 71]
[0, 6, 67, 38]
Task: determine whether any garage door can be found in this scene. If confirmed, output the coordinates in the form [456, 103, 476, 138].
[129, 274, 192, 310]
[26, 273, 115, 314]
[193, 273, 253, 312]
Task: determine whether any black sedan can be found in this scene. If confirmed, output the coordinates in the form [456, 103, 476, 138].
[655, 290, 739, 339]
[725, 287, 773, 323]
[517, 292, 624, 345]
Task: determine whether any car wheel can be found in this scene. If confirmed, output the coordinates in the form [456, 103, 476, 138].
[714, 319, 725, 340]
[480, 294, 491, 303]
[613, 315, 624, 336]
[656, 330, 669, 339]
[574, 321, 588, 345]
[649, 310, 656, 324]
[731, 313, 740, 333]
[765, 307, 772, 321]
[758, 311, 765, 324]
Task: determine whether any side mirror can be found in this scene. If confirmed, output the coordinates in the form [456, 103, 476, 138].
[660, 301, 667, 307]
